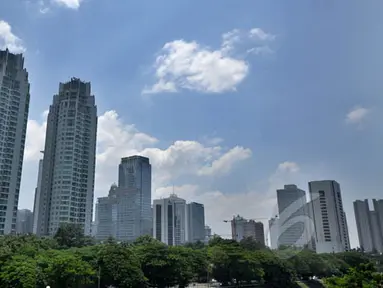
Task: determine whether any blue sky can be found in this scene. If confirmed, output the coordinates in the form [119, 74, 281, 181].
[1, 0, 382, 247]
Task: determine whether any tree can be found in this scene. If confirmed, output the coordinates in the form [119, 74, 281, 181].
[240, 236, 266, 251]
[97, 242, 146, 288]
[54, 223, 94, 249]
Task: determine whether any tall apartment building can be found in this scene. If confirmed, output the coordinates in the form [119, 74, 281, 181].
[354, 199, 383, 253]
[268, 216, 279, 249]
[231, 215, 265, 245]
[95, 156, 152, 242]
[33, 78, 97, 236]
[309, 180, 350, 253]
[16, 209, 33, 234]
[153, 194, 188, 246]
[0, 49, 30, 235]
[276, 184, 312, 248]
[186, 202, 205, 243]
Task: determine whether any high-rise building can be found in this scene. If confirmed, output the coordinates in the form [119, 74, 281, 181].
[0, 49, 30, 235]
[34, 78, 97, 236]
[16, 209, 33, 234]
[32, 156, 43, 234]
[276, 184, 312, 248]
[119, 156, 152, 237]
[95, 156, 152, 242]
[309, 180, 350, 253]
[231, 215, 265, 244]
[205, 225, 212, 244]
[186, 202, 205, 243]
[354, 199, 383, 253]
[268, 216, 279, 249]
[153, 194, 187, 246]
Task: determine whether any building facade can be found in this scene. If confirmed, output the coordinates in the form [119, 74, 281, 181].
[309, 180, 350, 253]
[95, 156, 152, 242]
[16, 209, 33, 234]
[118, 156, 152, 237]
[153, 194, 188, 246]
[231, 215, 265, 244]
[0, 49, 30, 235]
[186, 202, 205, 243]
[276, 184, 312, 248]
[34, 78, 97, 236]
[354, 199, 383, 253]
[205, 225, 212, 244]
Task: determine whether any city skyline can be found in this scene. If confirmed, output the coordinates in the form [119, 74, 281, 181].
[2, 0, 382, 248]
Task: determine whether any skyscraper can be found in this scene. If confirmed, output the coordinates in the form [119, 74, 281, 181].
[153, 194, 187, 246]
[34, 78, 97, 236]
[0, 49, 30, 235]
[309, 180, 350, 253]
[354, 199, 383, 253]
[276, 184, 311, 248]
[95, 156, 152, 242]
[32, 156, 43, 234]
[186, 202, 205, 243]
[119, 156, 152, 237]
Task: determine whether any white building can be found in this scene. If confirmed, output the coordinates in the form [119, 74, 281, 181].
[0, 49, 30, 235]
[354, 199, 383, 253]
[205, 225, 212, 243]
[95, 156, 152, 242]
[16, 209, 33, 234]
[309, 180, 350, 253]
[186, 202, 205, 243]
[231, 215, 265, 245]
[268, 216, 279, 249]
[276, 184, 312, 248]
[153, 194, 188, 246]
[33, 78, 97, 236]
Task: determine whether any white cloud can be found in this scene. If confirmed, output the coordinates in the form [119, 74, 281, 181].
[345, 106, 370, 125]
[24, 110, 252, 201]
[143, 27, 275, 95]
[0, 20, 26, 53]
[198, 146, 252, 176]
[52, 0, 83, 9]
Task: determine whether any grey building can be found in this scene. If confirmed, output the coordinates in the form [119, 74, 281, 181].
[186, 202, 205, 243]
[153, 194, 187, 246]
[16, 209, 33, 234]
[231, 215, 265, 244]
[0, 49, 30, 235]
[95, 156, 152, 242]
[204, 225, 212, 243]
[276, 184, 312, 248]
[32, 157, 43, 234]
[309, 180, 350, 253]
[354, 199, 383, 253]
[33, 78, 97, 236]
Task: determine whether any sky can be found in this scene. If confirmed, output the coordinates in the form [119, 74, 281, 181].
[1, 0, 383, 248]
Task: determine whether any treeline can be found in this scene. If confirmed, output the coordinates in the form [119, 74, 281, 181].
[0, 224, 382, 288]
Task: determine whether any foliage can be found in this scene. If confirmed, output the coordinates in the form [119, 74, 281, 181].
[0, 231, 380, 288]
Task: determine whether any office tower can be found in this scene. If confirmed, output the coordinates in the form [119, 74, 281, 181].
[153, 194, 187, 246]
[231, 215, 265, 244]
[32, 156, 43, 234]
[34, 78, 97, 236]
[119, 156, 152, 237]
[309, 180, 350, 253]
[16, 209, 33, 234]
[354, 199, 383, 253]
[186, 202, 205, 243]
[205, 225, 212, 243]
[0, 49, 30, 235]
[276, 184, 311, 248]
